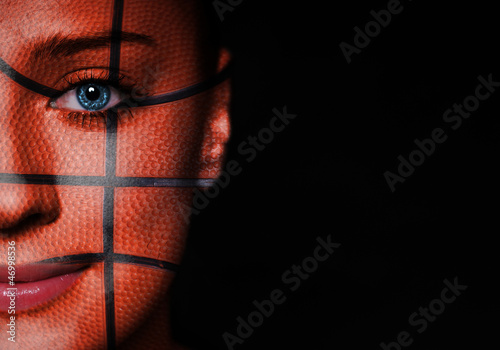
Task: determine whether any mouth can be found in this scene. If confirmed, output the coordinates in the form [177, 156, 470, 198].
[0, 263, 88, 312]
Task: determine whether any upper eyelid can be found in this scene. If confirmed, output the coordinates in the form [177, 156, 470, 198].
[53, 68, 135, 97]
[62, 69, 122, 85]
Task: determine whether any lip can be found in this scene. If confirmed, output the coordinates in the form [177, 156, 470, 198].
[0, 263, 87, 312]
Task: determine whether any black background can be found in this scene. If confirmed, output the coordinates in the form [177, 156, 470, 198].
[171, 1, 499, 349]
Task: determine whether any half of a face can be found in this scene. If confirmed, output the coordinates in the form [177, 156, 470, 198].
[0, 0, 231, 348]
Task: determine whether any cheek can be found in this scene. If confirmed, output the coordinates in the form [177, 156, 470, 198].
[114, 187, 193, 263]
[116, 92, 211, 178]
[0, 75, 107, 176]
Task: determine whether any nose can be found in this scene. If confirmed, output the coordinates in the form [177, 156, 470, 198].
[0, 182, 61, 232]
[0, 76, 62, 233]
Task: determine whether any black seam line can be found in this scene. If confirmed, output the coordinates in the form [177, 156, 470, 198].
[39, 253, 106, 264]
[105, 110, 118, 177]
[105, 1, 123, 348]
[0, 56, 231, 103]
[37, 253, 179, 272]
[103, 187, 115, 257]
[0, 174, 216, 187]
[113, 254, 179, 272]
[135, 62, 233, 107]
[103, 187, 116, 350]
[0, 57, 62, 98]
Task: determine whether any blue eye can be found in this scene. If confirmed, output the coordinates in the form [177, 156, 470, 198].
[77, 83, 111, 111]
[51, 82, 123, 112]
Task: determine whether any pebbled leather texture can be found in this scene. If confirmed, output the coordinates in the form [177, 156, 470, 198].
[0, 0, 230, 349]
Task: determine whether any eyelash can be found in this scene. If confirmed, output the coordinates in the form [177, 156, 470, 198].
[54, 69, 136, 128]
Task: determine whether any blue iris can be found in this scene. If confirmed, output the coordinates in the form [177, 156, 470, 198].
[76, 83, 110, 111]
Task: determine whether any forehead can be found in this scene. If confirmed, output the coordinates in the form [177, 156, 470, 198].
[0, 0, 202, 40]
[0, 0, 215, 92]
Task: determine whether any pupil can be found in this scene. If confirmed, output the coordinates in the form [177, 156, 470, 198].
[77, 83, 110, 111]
[85, 86, 100, 101]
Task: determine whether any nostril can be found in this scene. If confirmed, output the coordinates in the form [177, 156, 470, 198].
[0, 184, 61, 234]
[0, 211, 60, 234]
[0, 213, 38, 234]
[40, 208, 61, 226]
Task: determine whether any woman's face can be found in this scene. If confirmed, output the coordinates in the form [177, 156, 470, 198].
[0, 0, 229, 348]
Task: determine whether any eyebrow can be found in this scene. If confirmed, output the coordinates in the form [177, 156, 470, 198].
[31, 31, 156, 61]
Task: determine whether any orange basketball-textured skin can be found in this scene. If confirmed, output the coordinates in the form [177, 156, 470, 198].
[0, 0, 230, 349]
